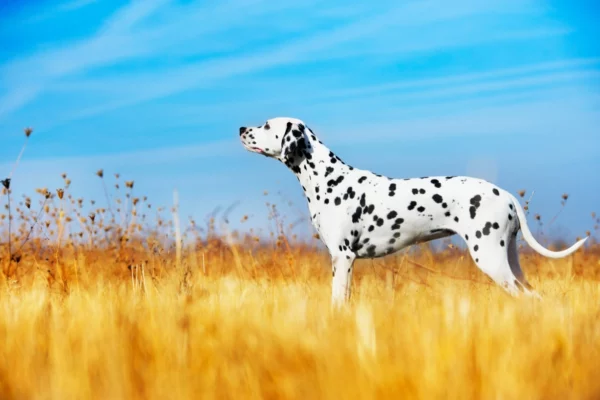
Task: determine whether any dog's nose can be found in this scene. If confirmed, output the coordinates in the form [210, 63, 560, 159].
[239, 127, 247, 136]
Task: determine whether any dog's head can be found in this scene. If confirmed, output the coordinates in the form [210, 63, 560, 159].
[239, 117, 311, 163]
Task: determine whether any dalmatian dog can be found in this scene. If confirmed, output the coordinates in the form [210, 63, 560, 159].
[239, 117, 588, 305]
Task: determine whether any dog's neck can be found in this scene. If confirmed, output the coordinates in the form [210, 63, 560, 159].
[281, 132, 353, 204]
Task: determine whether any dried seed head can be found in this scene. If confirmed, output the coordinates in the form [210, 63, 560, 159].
[535, 214, 541, 221]
[56, 188, 64, 199]
[586, 230, 591, 237]
[96, 169, 104, 178]
[518, 190, 526, 198]
[562, 193, 569, 201]
[61, 173, 67, 179]
[132, 197, 139, 206]
[125, 181, 134, 189]
[1, 178, 10, 190]
[24, 127, 32, 137]
[25, 197, 31, 209]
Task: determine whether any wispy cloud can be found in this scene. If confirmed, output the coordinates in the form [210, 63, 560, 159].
[58, 0, 98, 12]
[0, 0, 169, 119]
[0, 0, 566, 123]
[315, 58, 600, 100]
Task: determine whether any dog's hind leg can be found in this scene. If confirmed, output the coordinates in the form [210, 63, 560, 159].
[507, 232, 542, 299]
[464, 232, 524, 296]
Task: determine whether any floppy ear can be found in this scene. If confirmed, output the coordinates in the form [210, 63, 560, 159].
[281, 122, 310, 161]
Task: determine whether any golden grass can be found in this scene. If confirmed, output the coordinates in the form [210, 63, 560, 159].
[0, 243, 599, 400]
[1, 132, 599, 399]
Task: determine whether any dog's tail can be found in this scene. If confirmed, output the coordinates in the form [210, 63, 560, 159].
[508, 193, 587, 258]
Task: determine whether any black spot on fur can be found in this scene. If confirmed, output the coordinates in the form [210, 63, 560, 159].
[358, 176, 367, 183]
[408, 201, 417, 211]
[482, 222, 492, 236]
[474, 245, 479, 252]
[417, 206, 425, 213]
[334, 197, 341, 206]
[469, 195, 482, 219]
[412, 188, 418, 195]
[500, 240, 505, 247]
[327, 175, 344, 187]
[431, 179, 442, 188]
[366, 245, 376, 256]
[493, 188, 500, 196]
[351, 207, 362, 223]
[387, 211, 398, 219]
[432, 194, 443, 203]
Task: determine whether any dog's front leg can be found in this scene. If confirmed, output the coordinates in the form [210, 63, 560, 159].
[331, 253, 355, 308]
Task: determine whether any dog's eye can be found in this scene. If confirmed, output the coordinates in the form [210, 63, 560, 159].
[264, 123, 270, 130]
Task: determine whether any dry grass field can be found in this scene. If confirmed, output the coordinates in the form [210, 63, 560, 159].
[1, 134, 600, 399]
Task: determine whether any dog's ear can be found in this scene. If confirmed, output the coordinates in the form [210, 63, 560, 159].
[281, 122, 310, 161]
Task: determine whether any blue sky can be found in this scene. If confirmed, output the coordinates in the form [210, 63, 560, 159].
[0, 0, 599, 243]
